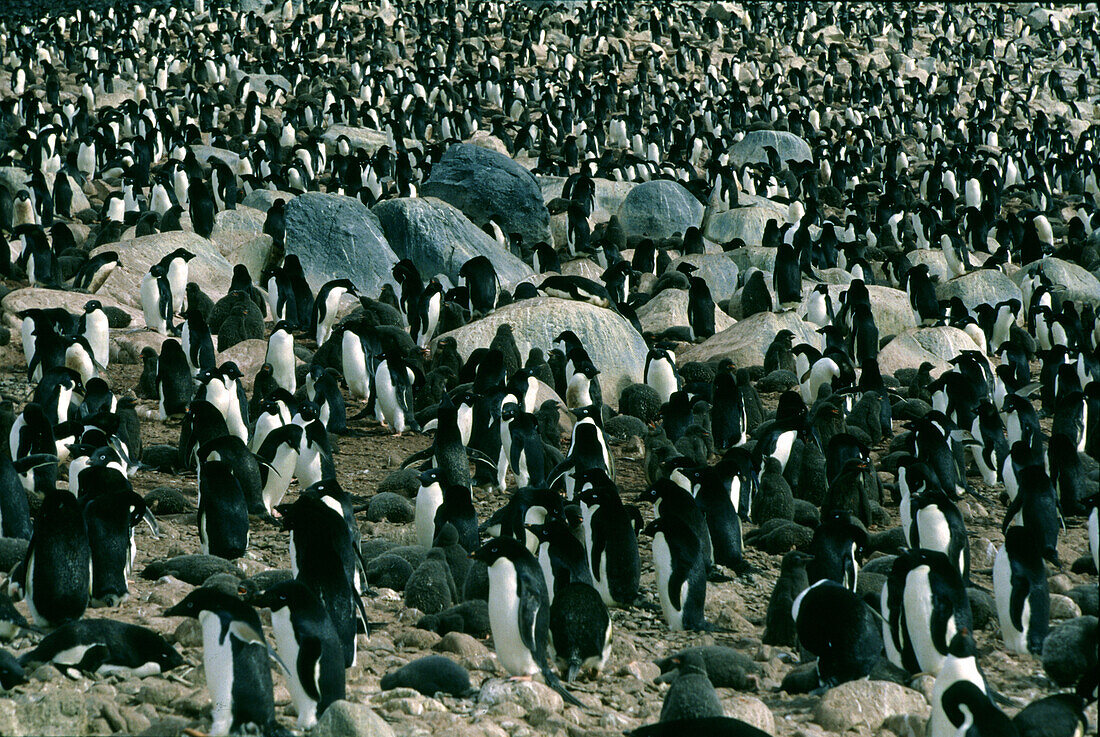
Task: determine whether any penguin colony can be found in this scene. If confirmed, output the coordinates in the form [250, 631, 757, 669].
[0, 1, 1097, 736]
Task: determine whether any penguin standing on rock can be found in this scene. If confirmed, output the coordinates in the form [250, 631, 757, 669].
[164, 588, 280, 737]
[141, 262, 174, 335]
[470, 537, 583, 706]
[311, 279, 357, 346]
[645, 346, 681, 405]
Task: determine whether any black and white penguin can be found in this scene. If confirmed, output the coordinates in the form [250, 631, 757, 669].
[414, 468, 445, 549]
[644, 515, 708, 631]
[793, 579, 883, 688]
[252, 580, 346, 729]
[71, 251, 122, 294]
[434, 484, 479, 554]
[141, 262, 174, 335]
[164, 588, 279, 737]
[645, 346, 681, 404]
[266, 321, 296, 394]
[255, 424, 303, 516]
[198, 459, 249, 560]
[8, 488, 91, 628]
[469, 537, 582, 706]
[0, 454, 34, 540]
[156, 339, 193, 420]
[188, 178, 217, 239]
[459, 256, 499, 317]
[909, 487, 971, 582]
[577, 477, 640, 608]
[806, 510, 866, 591]
[939, 680, 1017, 737]
[306, 365, 346, 433]
[311, 279, 357, 346]
[993, 526, 1050, 656]
[182, 308, 216, 376]
[414, 278, 444, 348]
[710, 361, 747, 450]
[686, 272, 716, 340]
[528, 517, 596, 604]
[19, 619, 182, 678]
[928, 630, 988, 737]
[374, 352, 420, 435]
[82, 488, 150, 606]
[548, 580, 612, 683]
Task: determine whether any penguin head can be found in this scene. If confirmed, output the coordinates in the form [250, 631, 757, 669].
[251, 579, 316, 614]
[83, 300, 103, 313]
[469, 536, 527, 564]
[220, 362, 243, 381]
[272, 320, 293, 335]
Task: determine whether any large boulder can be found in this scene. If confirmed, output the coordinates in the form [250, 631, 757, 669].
[90, 231, 233, 314]
[1, 287, 141, 330]
[372, 197, 533, 287]
[725, 246, 776, 274]
[705, 204, 787, 247]
[908, 249, 951, 282]
[423, 143, 551, 248]
[538, 176, 636, 223]
[679, 311, 823, 368]
[320, 125, 396, 157]
[240, 189, 295, 212]
[432, 297, 646, 408]
[670, 254, 741, 301]
[878, 326, 982, 377]
[283, 192, 399, 297]
[1015, 257, 1100, 305]
[210, 205, 272, 279]
[190, 145, 241, 172]
[936, 269, 1023, 311]
[730, 129, 812, 168]
[615, 180, 703, 242]
[636, 288, 737, 337]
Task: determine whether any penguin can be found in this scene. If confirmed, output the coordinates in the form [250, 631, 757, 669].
[434, 484, 479, 554]
[141, 262, 174, 335]
[156, 339, 193, 420]
[459, 256, 499, 317]
[577, 477, 641, 608]
[469, 537, 583, 706]
[82, 488, 150, 606]
[415, 469, 445, 549]
[806, 509, 866, 591]
[644, 515, 708, 631]
[501, 406, 547, 489]
[188, 178, 217, 239]
[1013, 693, 1089, 737]
[686, 273, 716, 341]
[0, 454, 34, 540]
[164, 588, 279, 737]
[19, 619, 182, 678]
[528, 517, 595, 604]
[374, 352, 420, 435]
[645, 346, 681, 405]
[182, 307, 217, 376]
[928, 630, 988, 737]
[993, 526, 1050, 656]
[71, 252, 122, 294]
[380, 655, 475, 697]
[198, 459, 250, 560]
[306, 365, 347, 433]
[710, 361, 747, 450]
[658, 650, 724, 722]
[762, 550, 813, 647]
[793, 579, 883, 688]
[548, 579, 612, 683]
[311, 279, 357, 346]
[909, 487, 971, 582]
[255, 424, 303, 515]
[266, 321, 297, 394]
[9, 488, 91, 628]
[252, 580, 345, 729]
[414, 278, 444, 348]
[940, 680, 1017, 737]
[1003, 465, 1061, 567]
[278, 494, 367, 669]
[76, 300, 110, 371]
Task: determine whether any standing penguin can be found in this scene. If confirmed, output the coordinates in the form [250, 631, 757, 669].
[940, 681, 1018, 737]
[658, 650, 724, 722]
[266, 321, 296, 394]
[82, 488, 149, 607]
[644, 515, 708, 631]
[198, 460, 249, 560]
[470, 537, 583, 706]
[548, 578, 611, 683]
[141, 262, 174, 335]
[311, 279, 357, 346]
[710, 361, 747, 450]
[459, 256, 499, 318]
[374, 352, 420, 435]
[78, 300, 110, 371]
[577, 478, 641, 608]
[928, 630, 988, 737]
[793, 580, 883, 688]
[9, 488, 91, 628]
[164, 588, 279, 737]
[252, 580, 345, 729]
[909, 487, 971, 582]
[993, 526, 1050, 656]
[686, 272, 716, 341]
[182, 308, 217, 376]
[156, 339, 193, 420]
[645, 346, 681, 405]
[762, 550, 813, 646]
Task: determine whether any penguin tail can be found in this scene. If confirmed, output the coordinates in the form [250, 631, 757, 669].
[543, 668, 584, 707]
[566, 656, 582, 684]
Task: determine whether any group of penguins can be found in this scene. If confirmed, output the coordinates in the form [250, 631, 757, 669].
[1, 0, 1100, 736]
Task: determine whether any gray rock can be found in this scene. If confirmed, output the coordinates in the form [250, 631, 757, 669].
[210, 205, 272, 280]
[680, 311, 823, 368]
[373, 197, 533, 287]
[310, 700, 394, 737]
[477, 679, 563, 713]
[705, 203, 788, 247]
[434, 631, 491, 660]
[936, 269, 1023, 312]
[636, 288, 736, 337]
[320, 125, 399, 157]
[719, 695, 774, 734]
[1015, 257, 1100, 305]
[190, 145, 240, 171]
[726, 246, 777, 274]
[1041, 616, 1098, 686]
[367, 492, 415, 523]
[0, 166, 29, 195]
[90, 231, 232, 314]
[1050, 594, 1082, 620]
[813, 680, 929, 732]
[240, 189, 295, 211]
[669, 254, 742, 300]
[11, 688, 90, 735]
[284, 192, 399, 297]
[615, 180, 703, 241]
[878, 327, 983, 376]
[423, 143, 551, 248]
[432, 297, 647, 408]
[730, 129, 812, 168]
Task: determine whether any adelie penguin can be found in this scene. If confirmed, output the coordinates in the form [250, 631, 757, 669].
[577, 476, 641, 608]
[156, 339, 193, 420]
[198, 459, 250, 560]
[470, 537, 583, 706]
[311, 279, 357, 346]
[141, 262, 174, 335]
[165, 588, 282, 737]
[19, 619, 182, 678]
[459, 255, 499, 317]
[793, 579, 883, 688]
[645, 345, 681, 404]
[266, 321, 296, 394]
[71, 251, 122, 293]
[374, 351, 420, 435]
[644, 515, 709, 631]
[993, 526, 1049, 656]
[252, 580, 345, 730]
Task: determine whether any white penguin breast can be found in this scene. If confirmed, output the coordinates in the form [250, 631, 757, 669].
[903, 565, 950, 675]
[487, 558, 540, 677]
[916, 506, 952, 557]
[198, 610, 235, 736]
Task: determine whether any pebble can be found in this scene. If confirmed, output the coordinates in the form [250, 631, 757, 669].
[434, 632, 490, 660]
[396, 628, 443, 650]
[1049, 594, 1082, 619]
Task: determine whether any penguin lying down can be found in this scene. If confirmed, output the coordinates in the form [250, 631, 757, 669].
[19, 618, 184, 677]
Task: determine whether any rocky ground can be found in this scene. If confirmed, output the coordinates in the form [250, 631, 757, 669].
[0, 329, 1093, 737]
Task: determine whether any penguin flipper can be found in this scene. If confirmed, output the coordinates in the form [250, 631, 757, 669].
[399, 445, 434, 469]
[296, 636, 323, 702]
